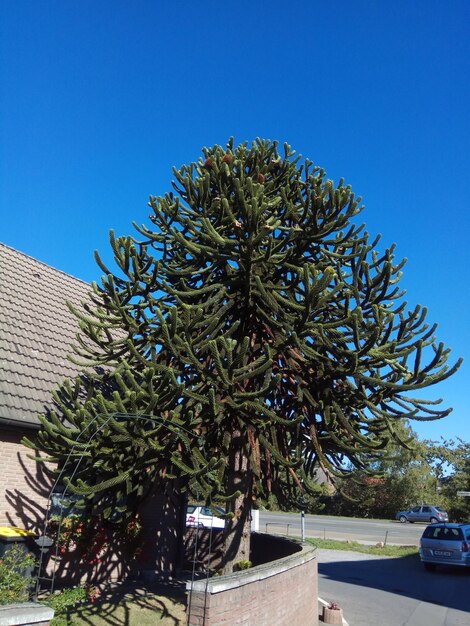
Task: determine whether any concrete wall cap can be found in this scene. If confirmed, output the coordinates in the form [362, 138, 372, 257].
[0, 602, 54, 626]
[186, 541, 317, 594]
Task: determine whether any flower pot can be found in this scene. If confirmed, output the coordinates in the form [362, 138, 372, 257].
[323, 605, 343, 624]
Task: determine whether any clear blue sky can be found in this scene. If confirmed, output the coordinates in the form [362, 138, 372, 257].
[1, 1, 468, 443]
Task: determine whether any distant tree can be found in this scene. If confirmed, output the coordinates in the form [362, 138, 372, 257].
[325, 473, 383, 518]
[371, 422, 440, 517]
[432, 439, 470, 521]
[25, 139, 462, 572]
[326, 428, 469, 519]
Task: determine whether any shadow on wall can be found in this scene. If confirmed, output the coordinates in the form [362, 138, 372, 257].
[35, 484, 186, 589]
[182, 528, 224, 573]
[181, 528, 303, 575]
[3, 438, 186, 589]
[4, 436, 53, 531]
[4, 440, 138, 588]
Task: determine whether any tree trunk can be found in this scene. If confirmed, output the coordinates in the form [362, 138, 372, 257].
[221, 431, 253, 574]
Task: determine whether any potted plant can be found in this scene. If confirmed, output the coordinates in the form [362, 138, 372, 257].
[322, 601, 343, 624]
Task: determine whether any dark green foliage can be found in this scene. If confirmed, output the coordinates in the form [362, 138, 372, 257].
[46, 585, 95, 626]
[0, 544, 36, 605]
[25, 138, 461, 524]
[437, 440, 470, 521]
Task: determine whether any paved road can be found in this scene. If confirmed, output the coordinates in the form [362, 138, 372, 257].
[258, 511, 424, 545]
[317, 548, 470, 626]
[258, 512, 470, 624]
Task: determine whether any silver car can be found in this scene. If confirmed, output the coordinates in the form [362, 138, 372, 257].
[419, 523, 470, 571]
[395, 505, 448, 524]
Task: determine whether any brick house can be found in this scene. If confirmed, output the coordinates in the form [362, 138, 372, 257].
[0, 243, 184, 577]
[0, 242, 90, 529]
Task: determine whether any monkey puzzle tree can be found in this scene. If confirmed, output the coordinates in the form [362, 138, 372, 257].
[26, 138, 461, 573]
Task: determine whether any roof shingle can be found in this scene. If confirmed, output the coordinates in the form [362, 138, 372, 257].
[0, 243, 91, 428]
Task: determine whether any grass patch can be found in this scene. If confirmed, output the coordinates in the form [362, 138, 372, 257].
[48, 585, 186, 626]
[306, 537, 418, 558]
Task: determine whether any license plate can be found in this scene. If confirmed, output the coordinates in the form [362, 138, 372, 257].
[434, 550, 451, 557]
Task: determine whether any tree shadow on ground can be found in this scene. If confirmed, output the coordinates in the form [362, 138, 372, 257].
[59, 579, 187, 626]
[319, 554, 470, 613]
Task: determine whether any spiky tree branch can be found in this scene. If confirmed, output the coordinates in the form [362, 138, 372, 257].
[25, 138, 462, 572]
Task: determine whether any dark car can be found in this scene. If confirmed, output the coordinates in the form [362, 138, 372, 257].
[419, 523, 470, 571]
[395, 505, 448, 524]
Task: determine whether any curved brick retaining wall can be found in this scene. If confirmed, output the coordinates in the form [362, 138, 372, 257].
[186, 534, 318, 626]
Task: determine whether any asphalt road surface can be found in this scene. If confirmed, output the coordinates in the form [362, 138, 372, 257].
[258, 511, 424, 545]
[257, 512, 469, 625]
[317, 548, 470, 626]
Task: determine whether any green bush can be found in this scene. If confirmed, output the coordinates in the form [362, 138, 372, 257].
[0, 544, 36, 605]
[47, 585, 97, 626]
[233, 560, 252, 571]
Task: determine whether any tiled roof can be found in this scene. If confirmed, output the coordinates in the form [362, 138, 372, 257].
[0, 243, 91, 428]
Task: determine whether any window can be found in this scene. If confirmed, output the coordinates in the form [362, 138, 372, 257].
[50, 491, 82, 517]
[201, 507, 213, 516]
[423, 526, 463, 540]
[442, 528, 463, 541]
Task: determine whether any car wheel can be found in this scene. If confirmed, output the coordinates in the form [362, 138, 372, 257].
[399, 515, 407, 523]
[430, 517, 438, 524]
[424, 563, 436, 572]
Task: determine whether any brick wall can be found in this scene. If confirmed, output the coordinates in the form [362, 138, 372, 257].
[186, 538, 318, 626]
[0, 428, 51, 530]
